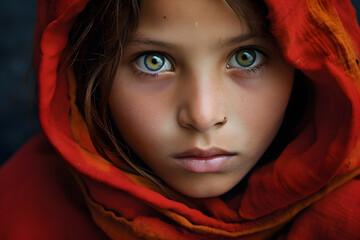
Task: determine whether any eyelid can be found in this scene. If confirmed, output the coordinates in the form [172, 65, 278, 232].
[236, 45, 267, 56]
[131, 51, 175, 66]
[227, 46, 267, 61]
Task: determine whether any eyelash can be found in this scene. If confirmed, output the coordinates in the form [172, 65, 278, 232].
[232, 62, 265, 76]
[241, 65, 265, 75]
[135, 70, 161, 79]
[131, 47, 267, 79]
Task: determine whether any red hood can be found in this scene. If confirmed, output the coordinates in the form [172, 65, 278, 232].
[34, 0, 360, 238]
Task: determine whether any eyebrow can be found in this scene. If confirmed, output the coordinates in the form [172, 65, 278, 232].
[128, 33, 268, 50]
[128, 34, 178, 49]
[216, 34, 265, 49]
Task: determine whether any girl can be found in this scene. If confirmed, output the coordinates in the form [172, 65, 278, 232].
[1, 0, 359, 239]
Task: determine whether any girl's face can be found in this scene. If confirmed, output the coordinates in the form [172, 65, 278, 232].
[109, 0, 294, 198]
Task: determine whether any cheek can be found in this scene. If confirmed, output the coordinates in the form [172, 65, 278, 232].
[231, 65, 294, 154]
[109, 85, 154, 148]
[241, 94, 287, 145]
[254, 62, 294, 123]
[108, 78, 173, 156]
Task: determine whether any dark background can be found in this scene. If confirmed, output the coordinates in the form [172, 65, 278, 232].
[0, 1, 360, 166]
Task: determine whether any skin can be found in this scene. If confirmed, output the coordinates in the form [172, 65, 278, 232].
[109, 0, 294, 198]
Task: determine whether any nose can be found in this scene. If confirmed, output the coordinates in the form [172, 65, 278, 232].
[177, 74, 228, 132]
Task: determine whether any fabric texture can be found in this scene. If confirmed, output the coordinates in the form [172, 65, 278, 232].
[1, 0, 360, 239]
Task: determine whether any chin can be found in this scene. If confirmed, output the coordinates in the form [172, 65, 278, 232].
[174, 182, 234, 199]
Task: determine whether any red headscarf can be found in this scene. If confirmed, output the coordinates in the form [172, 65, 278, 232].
[1, 0, 360, 239]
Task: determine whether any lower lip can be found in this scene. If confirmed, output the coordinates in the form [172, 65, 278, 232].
[175, 155, 234, 173]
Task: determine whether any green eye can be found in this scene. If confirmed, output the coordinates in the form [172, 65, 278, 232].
[134, 53, 172, 74]
[235, 50, 256, 67]
[144, 54, 165, 71]
[227, 49, 263, 69]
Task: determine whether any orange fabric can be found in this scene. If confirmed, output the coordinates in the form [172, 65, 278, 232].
[1, 0, 360, 239]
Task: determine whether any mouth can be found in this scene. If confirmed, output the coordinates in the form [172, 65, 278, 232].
[174, 147, 236, 173]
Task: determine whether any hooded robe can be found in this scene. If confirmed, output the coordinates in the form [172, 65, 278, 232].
[1, 0, 360, 239]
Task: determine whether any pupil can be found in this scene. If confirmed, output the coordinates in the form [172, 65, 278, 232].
[151, 58, 158, 64]
[145, 54, 164, 71]
[242, 54, 249, 61]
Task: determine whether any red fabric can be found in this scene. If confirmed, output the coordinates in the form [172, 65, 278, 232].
[0, 133, 108, 239]
[1, 0, 360, 239]
[285, 178, 360, 239]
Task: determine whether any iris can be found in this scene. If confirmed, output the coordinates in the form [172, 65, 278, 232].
[235, 50, 256, 67]
[144, 54, 165, 71]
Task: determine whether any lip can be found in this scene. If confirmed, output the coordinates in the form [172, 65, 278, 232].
[174, 147, 236, 173]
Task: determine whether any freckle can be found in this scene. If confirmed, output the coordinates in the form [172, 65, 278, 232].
[163, 16, 167, 19]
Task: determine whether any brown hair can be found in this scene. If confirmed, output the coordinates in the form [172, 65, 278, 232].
[63, 0, 271, 197]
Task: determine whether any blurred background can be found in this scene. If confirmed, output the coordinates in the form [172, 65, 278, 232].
[0, 1, 360, 166]
[0, 0, 38, 166]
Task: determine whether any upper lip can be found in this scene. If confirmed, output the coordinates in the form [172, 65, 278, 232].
[174, 147, 236, 159]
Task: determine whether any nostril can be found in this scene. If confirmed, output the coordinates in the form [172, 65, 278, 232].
[178, 111, 228, 132]
[216, 116, 227, 126]
[214, 116, 228, 128]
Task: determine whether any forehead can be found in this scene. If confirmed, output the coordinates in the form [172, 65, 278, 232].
[137, 0, 250, 39]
